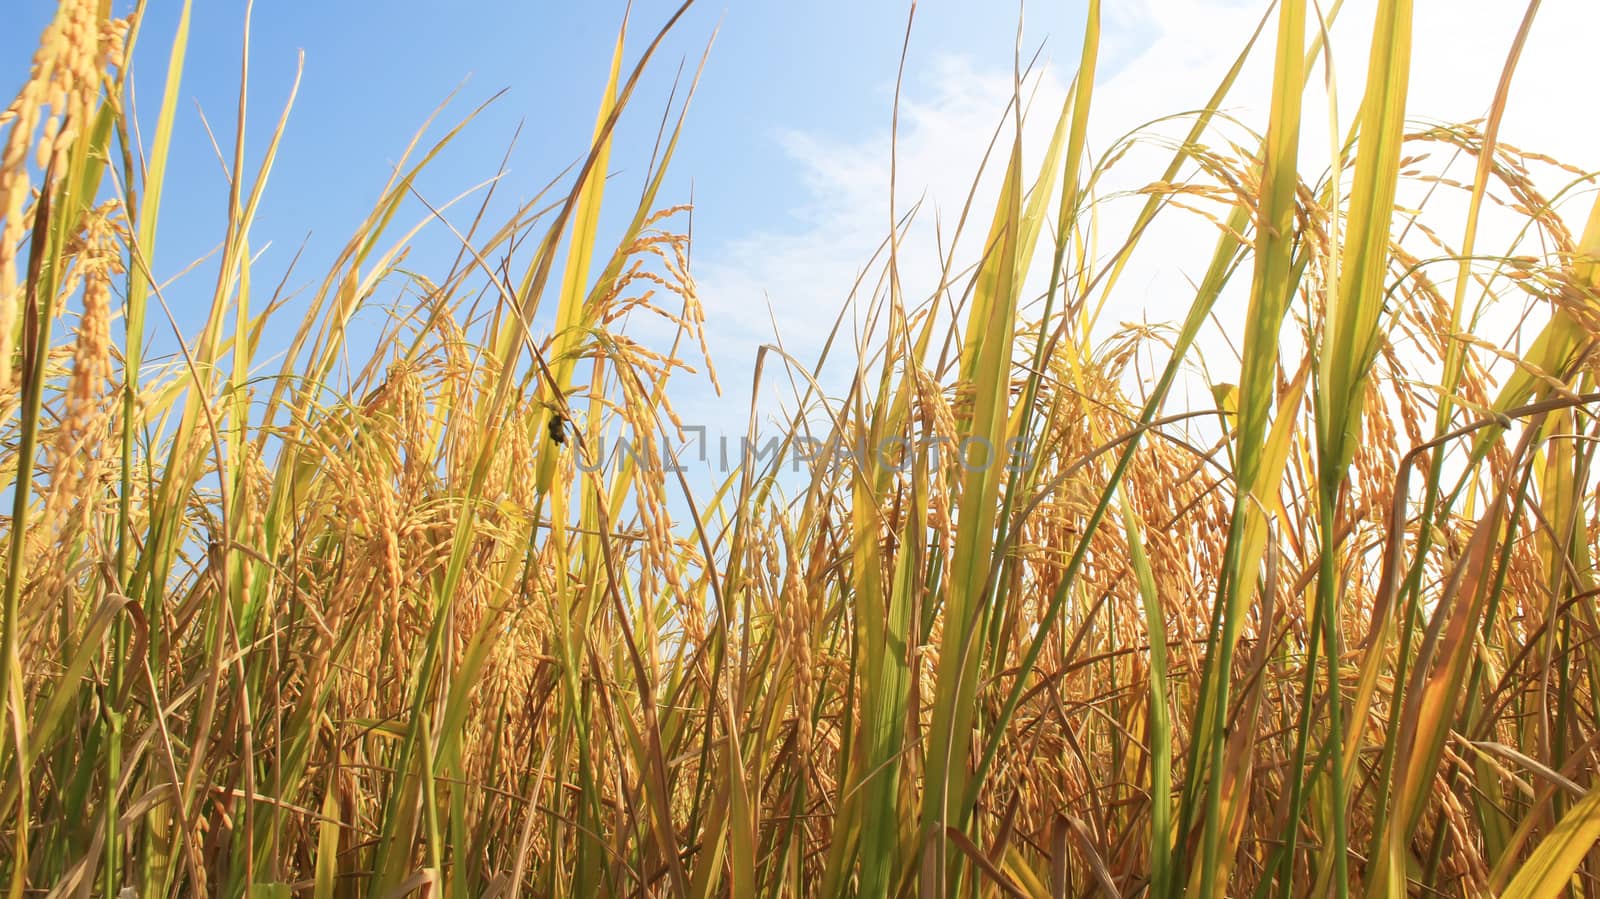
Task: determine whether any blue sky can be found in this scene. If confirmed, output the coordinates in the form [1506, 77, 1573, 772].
[1, 0, 1091, 335]
[5, 0, 1597, 492]
[0, 1, 1110, 433]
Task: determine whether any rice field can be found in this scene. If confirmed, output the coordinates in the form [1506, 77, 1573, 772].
[4, 0, 1600, 896]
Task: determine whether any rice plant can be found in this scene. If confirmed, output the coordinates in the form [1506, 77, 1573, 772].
[3, 0, 1599, 896]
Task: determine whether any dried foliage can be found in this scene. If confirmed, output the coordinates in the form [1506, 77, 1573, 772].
[3, 1, 1600, 898]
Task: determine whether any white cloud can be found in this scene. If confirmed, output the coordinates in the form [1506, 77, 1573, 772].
[681, 1, 1599, 447]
